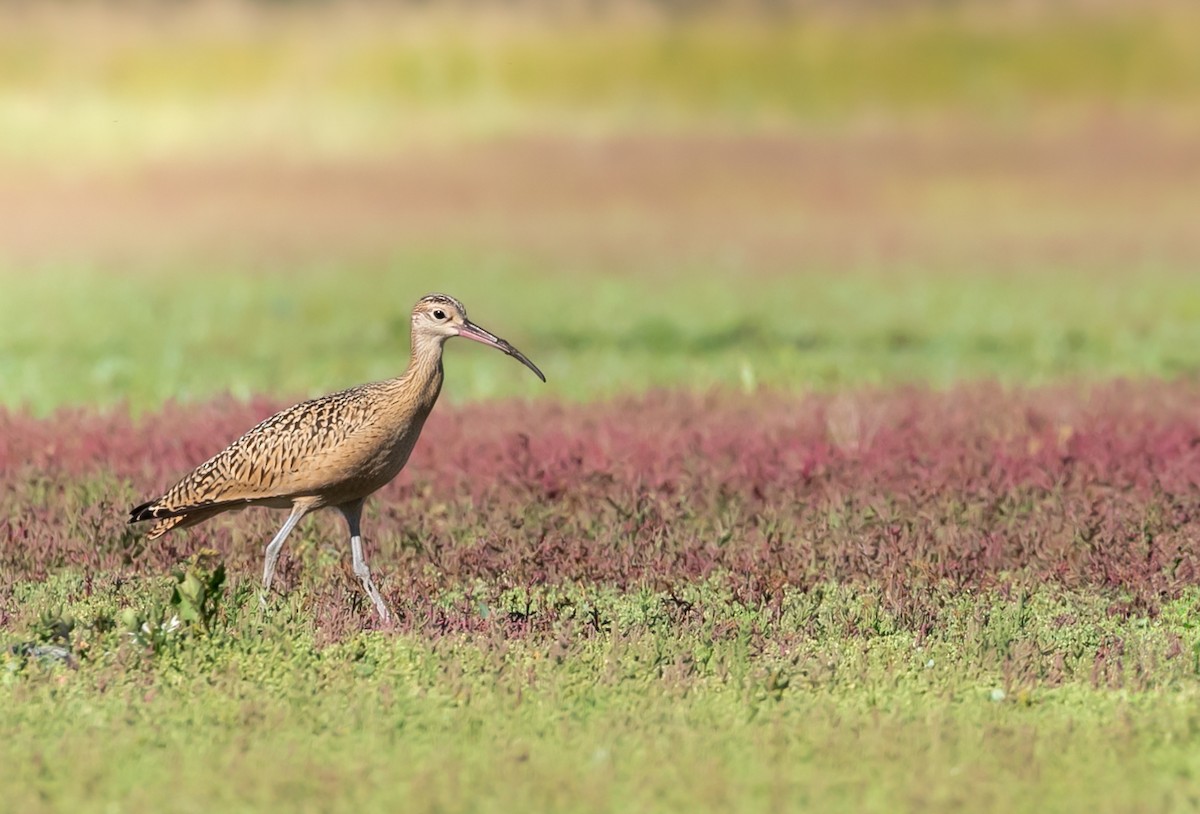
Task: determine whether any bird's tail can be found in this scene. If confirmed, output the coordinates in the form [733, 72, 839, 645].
[129, 499, 221, 540]
[128, 499, 162, 524]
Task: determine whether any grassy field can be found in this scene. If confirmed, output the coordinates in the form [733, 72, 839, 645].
[8, 381, 1200, 812]
[7, 388, 1200, 812]
[5, 1, 1200, 812]
[4, 262, 1200, 413]
[6, 580, 1200, 813]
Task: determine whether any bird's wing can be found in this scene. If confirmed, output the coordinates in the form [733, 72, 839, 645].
[136, 386, 379, 519]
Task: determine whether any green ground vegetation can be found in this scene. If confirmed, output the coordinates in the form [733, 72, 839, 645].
[4, 564, 1200, 814]
[3, 257, 1200, 413]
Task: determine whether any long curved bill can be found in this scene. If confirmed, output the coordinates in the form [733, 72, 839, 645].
[458, 319, 547, 382]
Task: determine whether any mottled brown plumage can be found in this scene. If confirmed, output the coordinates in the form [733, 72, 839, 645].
[129, 294, 545, 622]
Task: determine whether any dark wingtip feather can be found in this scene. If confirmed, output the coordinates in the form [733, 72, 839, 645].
[128, 500, 158, 524]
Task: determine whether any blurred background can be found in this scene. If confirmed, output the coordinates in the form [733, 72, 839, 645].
[2, 0, 1199, 411]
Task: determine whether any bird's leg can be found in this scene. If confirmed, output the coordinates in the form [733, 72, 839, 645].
[338, 500, 392, 624]
[260, 503, 308, 608]
[352, 536, 391, 624]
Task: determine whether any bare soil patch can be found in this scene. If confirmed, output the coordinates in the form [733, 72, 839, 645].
[1, 121, 1197, 270]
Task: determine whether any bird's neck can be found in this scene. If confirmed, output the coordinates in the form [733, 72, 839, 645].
[392, 334, 445, 411]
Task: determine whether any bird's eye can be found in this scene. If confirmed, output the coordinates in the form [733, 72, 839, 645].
[433, 309, 446, 320]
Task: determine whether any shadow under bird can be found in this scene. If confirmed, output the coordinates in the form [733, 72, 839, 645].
[128, 294, 545, 623]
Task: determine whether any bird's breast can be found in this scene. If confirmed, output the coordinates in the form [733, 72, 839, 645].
[319, 405, 434, 499]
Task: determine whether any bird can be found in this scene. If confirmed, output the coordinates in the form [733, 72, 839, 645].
[128, 293, 545, 623]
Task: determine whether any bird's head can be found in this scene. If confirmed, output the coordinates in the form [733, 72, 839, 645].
[411, 294, 546, 382]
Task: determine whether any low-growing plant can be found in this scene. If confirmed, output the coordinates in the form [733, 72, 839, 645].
[170, 549, 226, 632]
[6, 383, 1200, 637]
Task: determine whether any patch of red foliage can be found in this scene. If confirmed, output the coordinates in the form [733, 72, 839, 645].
[3, 383, 1200, 632]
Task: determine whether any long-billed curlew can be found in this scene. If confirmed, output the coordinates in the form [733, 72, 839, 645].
[129, 294, 545, 623]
